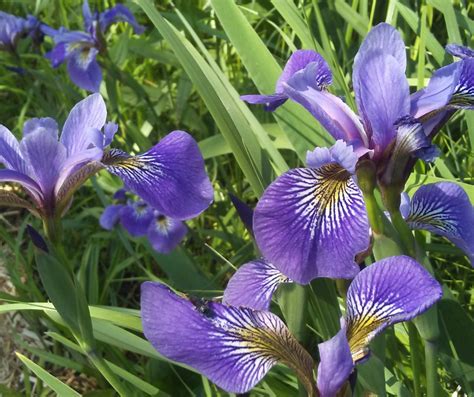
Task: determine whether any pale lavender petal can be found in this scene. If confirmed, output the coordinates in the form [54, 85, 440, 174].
[446, 44, 474, 59]
[346, 256, 442, 362]
[283, 84, 368, 149]
[317, 327, 354, 397]
[19, 129, 67, 199]
[240, 94, 287, 112]
[0, 11, 26, 49]
[103, 122, 118, 147]
[223, 259, 290, 311]
[254, 165, 369, 284]
[120, 202, 154, 237]
[99, 4, 145, 35]
[60, 93, 107, 157]
[399, 192, 410, 219]
[141, 281, 315, 394]
[146, 214, 187, 253]
[104, 131, 214, 220]
[306, 140, 359, 174]
[353, 51, 409, 157]
[82, 0, 93, 32]
[100, 204, 124, 230]
[0, 125, 28, 173]
[67, 52, 102, 92]
[23, 118, 58, 140]
[406, 182, 474, 264]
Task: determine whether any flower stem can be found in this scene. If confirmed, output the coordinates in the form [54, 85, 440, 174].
[362, 190, 384, 235]
[425, 340, 439, 397]
[407, 322, 422, 397]
[86, 349, 130, 396]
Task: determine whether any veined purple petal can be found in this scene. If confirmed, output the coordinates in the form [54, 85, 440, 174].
[100, 204, 124, 230]
[406, 182, 474, 264]
[19, 128, 67, 201]
[120, 202, 154, 237]
[23, 118, 58, 140]
[99, 4, 145, 35]
[446, 44, 474, 59]
[146, 213, 187, 253]
[353, 51, 410, 157]
[346, 256, 442, 362]
[104, 131, 214, 220]
[0, 169, 43, 203]
[223, 259, 290, 311]
[254, 164, 369, 284]
[0, 125, 28, 173]
[306, 140, 359, 174]
[317, 327, 354, 397]
[241, 50, 331, 112]
[141, 281, 315, 394]
[60, 93, 107, 157]
[103, 122, 118, 147]
[67, 51, 102, 92]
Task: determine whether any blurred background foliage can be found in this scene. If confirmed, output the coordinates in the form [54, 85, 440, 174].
[0, 0, 473, 395]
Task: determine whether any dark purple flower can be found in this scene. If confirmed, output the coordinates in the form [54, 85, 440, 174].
[253, 140, 370, 284]
[43, 0, 144, 92]
[100, 195, 189, 254]
[317, 256, 442, 396]
[141, 281, 316, 394]
[403, 182, 474, 265]
[0, 94, 213, 222]
[243, 23, 473, 176]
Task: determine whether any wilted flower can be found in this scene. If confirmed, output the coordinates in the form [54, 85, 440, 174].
[0, 94, 213, 223]
[141, 256, 442, 396]
[43, 0, 144, 91]
[0, 11, 44, 51]
[100, 191, 188, 254]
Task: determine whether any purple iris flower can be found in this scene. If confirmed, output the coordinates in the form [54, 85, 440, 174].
[141, 256, 441, 395]
[0, 12, 44, 51]
[100, 193, 188, 254]
[242, 24, 474, 284]
[0, 93, 213, 221]
[43, 0, 144, 92]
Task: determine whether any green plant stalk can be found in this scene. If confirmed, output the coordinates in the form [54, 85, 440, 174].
[362, 190, 384, 235]
[387, 208, 439, 396]
[407, 322, 422, 397]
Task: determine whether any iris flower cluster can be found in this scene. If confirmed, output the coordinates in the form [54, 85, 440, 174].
[140, 24, 474, 396]
[1, 1, 144, 91]
[0, 93, 213, 232]
[100, 189, 188, 254]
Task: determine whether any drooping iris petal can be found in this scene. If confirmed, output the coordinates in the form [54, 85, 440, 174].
[146, 214, 187, 253]
[103, 130, 213, 220]
[0, 125, 28, 173]
[67, 49, 102, 92]
[141, 281, 316, 394]
[254, 162, 369, 284]
[99, 204, 124, 230]
[223, 259, 290, 311]
[405, 182, 474, 264]
[317, 327, 354, 397]
[345, 256, 442, 362]
[19, 129, 66, 200]
[283, 83, 368, 150]
[306, 140, 359, 174]
[120, 202, 154, 237]
[446, 44, 474, 59]
[60, 93, 107, 157]
[241, 49, 330, 111]
[99, 4, 145, 35]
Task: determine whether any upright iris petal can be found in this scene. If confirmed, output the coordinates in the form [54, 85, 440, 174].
[404, 182, 474, 264]
[223, 259, 290, 310]
[103, 130, 214, 220]
[316, 256, 442, 396]
[254, 141, 369, 283]
[141, 282, 316, 394]
[99, 4, 145, 34]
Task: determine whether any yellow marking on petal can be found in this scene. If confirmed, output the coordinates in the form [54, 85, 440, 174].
[346, 315, 388, 363]
[313, 163, 351, 215]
